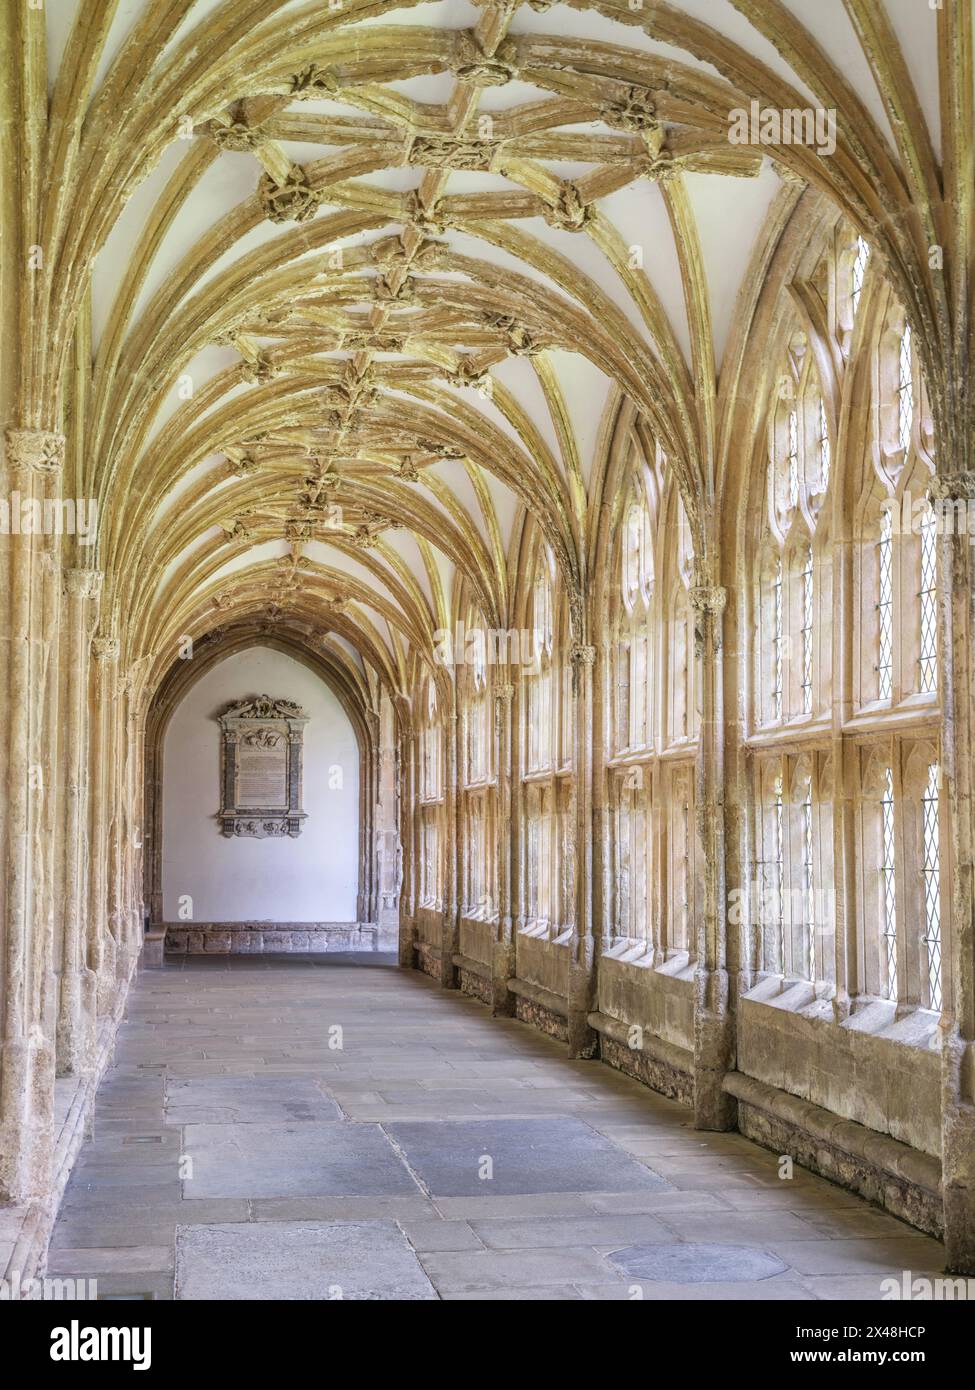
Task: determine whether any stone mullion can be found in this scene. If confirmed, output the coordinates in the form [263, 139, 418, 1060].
[123, 689, 146, 967]
[491, 680, 515, 1015]
[567, 641, 596, 1058]
[932, 471, 975, 1273]
[55, 569, 101, 1076]
[398, 730, 417, 968]
[88, 638, 119, 1012]
[440, 708, 460, 989]
[0, 429, 63, 1201]
[116, 683, 142, 978]
[689, 583, 735, 1131]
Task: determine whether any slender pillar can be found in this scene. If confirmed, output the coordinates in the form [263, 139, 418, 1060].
[88, 637, 119, 1012]
[0, 427, 64, 1201]
[55, 568, 101, 1074]
[567, 640, 597, 1057]
[440, 708, 460, 988]
[491, 681, 516, 1015]
[932, 471, 975, 1273]
[689, 583, 736, 1130]
[398, 728, 417, 967]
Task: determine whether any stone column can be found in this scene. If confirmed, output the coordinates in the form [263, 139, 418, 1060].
[0, 427, 64, 1201]
[113, 672, 140, 984]
[88, 636, 119, 1013]
[55, 567, 101, 1075]
[567, 641, 597, 1058]
[398, 728, 417, 967]
[376, 694, 402, 949]
[490, 681, 516, 1015]
[440, 708, 460, 989]
[689, 583, 736, 1131]
[932, 472, 975, 1273]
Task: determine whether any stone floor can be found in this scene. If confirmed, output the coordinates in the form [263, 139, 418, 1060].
[48, 954, 948, 1300]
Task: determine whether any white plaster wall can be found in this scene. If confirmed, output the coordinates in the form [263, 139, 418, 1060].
[162, 646, 359, 921]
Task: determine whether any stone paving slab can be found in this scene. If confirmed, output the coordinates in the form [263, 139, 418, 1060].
[180, 1121, 420, 1199]
[384, 1117, 672, 1196]
[175, 1221, 437, 1300]
[165, 1077, 342, 1124]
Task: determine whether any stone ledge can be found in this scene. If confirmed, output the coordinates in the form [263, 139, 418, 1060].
[163, 922, 381, 954]
[724, 1070, 944, 1237]
[588, 1009, 694, 1105]
[507, 976, 568, 1018]
[451, 951, 490, 979]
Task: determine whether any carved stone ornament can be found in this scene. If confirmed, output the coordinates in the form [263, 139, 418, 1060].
[5, 427, 66, 475]
[257, 166, 322, 224]
[407, 134, 500, 171]
[217, 695, 308, 838]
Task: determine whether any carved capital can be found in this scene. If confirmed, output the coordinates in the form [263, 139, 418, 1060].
[689, 585, 727, 657]
[63, 567, 103, 600]
[570, 643, 597, 666]
[689, 585, 728, 617]
[93, 636, 120, 664]
[928, 471, 975, 502]
[5, 428, 65, 476]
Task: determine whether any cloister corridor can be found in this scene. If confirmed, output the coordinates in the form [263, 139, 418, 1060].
[47, 956, 946, 1302]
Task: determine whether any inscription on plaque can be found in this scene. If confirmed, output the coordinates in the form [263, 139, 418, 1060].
[217, 695, 308, 837]
[238, 730, 288, 808]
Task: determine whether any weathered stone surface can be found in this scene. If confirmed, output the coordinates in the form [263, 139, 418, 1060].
[384, 1118, 670, 1196]
[609, 1243, 789, 1283]
[176, 1221, 437, 1300]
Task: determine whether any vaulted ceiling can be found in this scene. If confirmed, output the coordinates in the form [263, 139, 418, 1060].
[19, 0, 971, 713]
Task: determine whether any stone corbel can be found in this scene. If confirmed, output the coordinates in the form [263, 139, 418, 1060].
[689, 585, 728, 658]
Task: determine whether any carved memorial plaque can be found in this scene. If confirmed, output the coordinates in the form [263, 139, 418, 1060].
[217, 694, 308, 837]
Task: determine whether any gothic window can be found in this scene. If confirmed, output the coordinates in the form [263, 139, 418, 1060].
[851, 234, 870, 318]
[418, 676, 443, 910]
[921, 762, 942, 1012]
[918, 504, 938, 695]
[880, 765, 898, 999]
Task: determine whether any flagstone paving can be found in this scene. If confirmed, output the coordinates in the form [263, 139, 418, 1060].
[47, 954, 947, 1300]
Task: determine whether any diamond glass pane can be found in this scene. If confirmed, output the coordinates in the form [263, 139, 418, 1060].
[878, 509, 893, 700]
[881, 767, 897, 999]
[819, 398, 830, 492]
[919, 505, 938, 693]
[852, 236, 869, 317]
[801, 545, 814, 714]
[898, 324, 913, 453]
[802, 790, 815, 981]
[788, 410, 800, 508]
[921, 763, 942, 1010]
